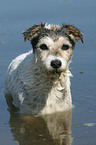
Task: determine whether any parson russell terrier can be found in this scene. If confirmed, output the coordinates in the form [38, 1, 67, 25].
[5, 23, 83, 115]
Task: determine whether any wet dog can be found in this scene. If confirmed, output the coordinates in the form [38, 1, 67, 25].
[5, 23, 83, 115]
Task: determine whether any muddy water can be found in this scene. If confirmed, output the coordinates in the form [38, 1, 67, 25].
[0, 0, 96, 144]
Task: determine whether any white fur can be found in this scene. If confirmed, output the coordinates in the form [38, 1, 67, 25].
[38, 36, 72, 50]
[5, 23, 83, 115]
[5, 50, 72, 115]
[57, 37, 72, 47]
[69, 34, 76, 42]
[45, 23, 60, 30]
[44, 55, 67, 71]
[38, 36, 54, 50]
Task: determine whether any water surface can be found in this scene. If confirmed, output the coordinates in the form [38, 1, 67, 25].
[0, 0, 96, 144]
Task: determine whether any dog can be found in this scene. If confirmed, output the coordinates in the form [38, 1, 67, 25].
[5, 23, 83, 115]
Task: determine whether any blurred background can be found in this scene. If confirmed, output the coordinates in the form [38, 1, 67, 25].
[0, 0, 96, 145]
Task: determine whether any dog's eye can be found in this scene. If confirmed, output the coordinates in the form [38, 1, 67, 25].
[61, 44, 69, 50]
[40, 44, 48, 50]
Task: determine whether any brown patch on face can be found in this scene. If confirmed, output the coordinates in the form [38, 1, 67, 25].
[58, 48, 73, 62]
[54, 50, 64, 57]
[50, 48, 73, 62]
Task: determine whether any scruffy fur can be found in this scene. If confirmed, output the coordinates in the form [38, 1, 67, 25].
[5, 23, 83, 115]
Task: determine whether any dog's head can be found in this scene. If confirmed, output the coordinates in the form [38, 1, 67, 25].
[23, 23, 83, 73]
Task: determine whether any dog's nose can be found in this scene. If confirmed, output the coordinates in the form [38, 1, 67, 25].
[51, 59, 62, 69]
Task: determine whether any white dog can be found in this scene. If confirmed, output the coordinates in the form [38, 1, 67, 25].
[5, 23, 83, 115]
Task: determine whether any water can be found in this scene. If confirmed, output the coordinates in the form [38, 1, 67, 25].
[0, 0, 96, 144]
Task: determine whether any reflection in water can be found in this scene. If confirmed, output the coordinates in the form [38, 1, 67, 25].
[9, 110, 72, 145]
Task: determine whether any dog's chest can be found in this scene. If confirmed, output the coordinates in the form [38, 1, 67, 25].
[19, 59, 71, 114]
[21, 73, 67, 114]
[40, 80, 66, 114]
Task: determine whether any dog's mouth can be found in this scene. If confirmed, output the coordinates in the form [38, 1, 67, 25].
[53, 68, 62, 74]
[46, 68, 65, 76]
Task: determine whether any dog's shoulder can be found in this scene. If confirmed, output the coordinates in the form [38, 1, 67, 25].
[7, 50, 33, 74]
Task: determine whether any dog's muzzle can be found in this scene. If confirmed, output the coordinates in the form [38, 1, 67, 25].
[44, 55, 67, 73]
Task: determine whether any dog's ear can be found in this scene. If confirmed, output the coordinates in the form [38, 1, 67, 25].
[61, 24, 84, 43]
[23, 23, 45, 52]
[23, 23, 43, 42]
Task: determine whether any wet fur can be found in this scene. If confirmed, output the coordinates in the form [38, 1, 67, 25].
[5, 23, 83, 115]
